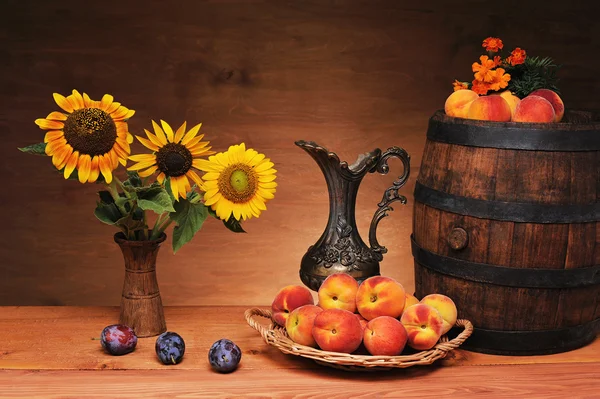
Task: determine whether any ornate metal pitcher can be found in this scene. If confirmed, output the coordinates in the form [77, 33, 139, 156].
[295, 140, 410, 291]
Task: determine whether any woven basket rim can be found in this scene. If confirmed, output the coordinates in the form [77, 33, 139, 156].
[245, 307, 473, 371]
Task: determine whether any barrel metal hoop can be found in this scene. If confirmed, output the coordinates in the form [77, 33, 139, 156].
[414, 182, 600, 223]
[427, 112, 600, 151]
[459, 318, 600, 355]
[411, 235, 600, 288]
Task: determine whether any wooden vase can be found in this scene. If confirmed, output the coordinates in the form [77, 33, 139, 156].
[114, 232, 167, 338]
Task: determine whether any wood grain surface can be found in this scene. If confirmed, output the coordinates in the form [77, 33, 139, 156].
[0, 306, 598, 398]
[2, 0, 600, 306]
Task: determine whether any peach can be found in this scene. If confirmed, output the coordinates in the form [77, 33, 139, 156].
[271, 285, 315, 327]
[466, 95, 512, 122]
[444, 89, 479, 119]
[356, 276, 406, 320]
[317, 273, 359, 313]
[498, 91, 521, 120]
[354, 313, 369, 333]
[363, 316, 408, 356]
[312, 308, 363, 353]
[404, 293, 420, 311]
[529, 89, 564, 122]
[420, 294, 458, 335]
[400, 303, 444, 351]
[285, 305, 323, 347]
[512, 95, 555, 123]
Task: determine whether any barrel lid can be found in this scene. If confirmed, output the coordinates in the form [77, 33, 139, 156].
[428, 110, 600, 151]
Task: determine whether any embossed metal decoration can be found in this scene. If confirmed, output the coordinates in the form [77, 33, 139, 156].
[295, 140, 410, 291]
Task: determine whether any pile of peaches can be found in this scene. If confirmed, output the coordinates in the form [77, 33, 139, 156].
[444, 88, 564, 123]
[270, 274, 457, 356]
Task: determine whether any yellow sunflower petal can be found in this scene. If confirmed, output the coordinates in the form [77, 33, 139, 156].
[181, 175, 192, 194]
[109, 149, 119, 169]
[203, 180, 218, 189]
[251, 197, 267, 211]
[64, 151, 79, 179]
[116, 137, 131, 154]
[45, 137, 67, 156]
[126, 133, 134, 144]
[129, 154, 156, 162]
[160, 120, 174, 142]
[128, 161, 156, 171]
[257, 189, 275, 200]
[98, 155, 113, 184]
[83, 92, 93, 107]
[52, 146, 72, 169]
[186, 169, 203, 188]
[254, 160, 275, 173]
[170, 177, 180, 200]
[100, 94, 114, 111]
[204, 192, 222, 206]
[77, 154, 91, 183]
[190, 145, 214, 156]
[35, 119, 64, 130]
[202, 172, 220, 181]
[248, 152, 266, 166]
[232, 206, 242, 221]
[46, 111, 67, 121]
[106, 101, 120, 114]
[142, 129, 163, 148]
[157, 172, 166, 184]
[134, 135, 159, 151]
[259, 181, 278, 189]
[259, 174, 277, 183]
[248, 199, 262, 216]
[174, 122, 187, 143]
[53, 93, 74, 113]
[113, 142, 130, 161]
[193, 158, 224, 172]
[123, 109, 135, 121]
[111, 106, 130, 121]
[115, 121, 128, 133]
[88, 156, 100, 183]
[44, 130, 64, 143]
[180, 123, 202, 145]
[183, 135, 207, 149]
[138, 165, 158, 177]
[70, 90, 85, 110]
[152, 120, 168, 145]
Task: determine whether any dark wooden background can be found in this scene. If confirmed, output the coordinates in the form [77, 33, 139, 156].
[2, 0, 599, 306]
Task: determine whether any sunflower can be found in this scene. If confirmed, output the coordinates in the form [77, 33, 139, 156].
[34, 90, 134, 184]
[195, 143, 277, 221]
[128, 120, 215, 200]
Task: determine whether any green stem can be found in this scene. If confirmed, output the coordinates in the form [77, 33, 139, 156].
[150, 214, 167, 240]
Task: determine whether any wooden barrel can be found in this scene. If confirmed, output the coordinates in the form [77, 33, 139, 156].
[413, 110, 600, 355]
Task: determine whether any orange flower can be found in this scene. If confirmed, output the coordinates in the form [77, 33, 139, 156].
[471, 80, 490, 95]
[472, 55, 496, 82]
[488, 68, 511, 91]
[493, 56, 502, 67]
[507, 47, 527, 66]
[452, 80, 469, 91]
[482, 37, 504, 52]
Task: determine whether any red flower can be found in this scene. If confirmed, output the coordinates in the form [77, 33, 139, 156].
[507, 48, 527, 66]
[482, 37, 504, 52]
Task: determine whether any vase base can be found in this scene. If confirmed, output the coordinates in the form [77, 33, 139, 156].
[119, 296, 167, 338]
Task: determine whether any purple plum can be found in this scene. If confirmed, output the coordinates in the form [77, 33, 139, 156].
[208, 338, 242, 373]
[100, 324, 137, 355]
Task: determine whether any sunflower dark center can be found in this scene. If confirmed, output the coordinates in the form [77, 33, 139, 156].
[63, 108, 117, 156]
[218, 163, 257, 203]
[155, 143, 192, 177]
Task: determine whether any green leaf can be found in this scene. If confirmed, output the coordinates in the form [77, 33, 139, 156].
[170, 199, 209, 253]
[223, 215, 246, 233]
[98, 190, 114, 204]
[124, 171, 143, 188]
[94, 201, 122, 225]
[18, 142, 47, 155]
[115, 211, 146, 233]
[164, 177, 176, 202]
[136, 185, 175, 214]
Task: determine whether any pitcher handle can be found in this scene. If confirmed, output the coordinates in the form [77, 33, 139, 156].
[368, 146, 411, 259]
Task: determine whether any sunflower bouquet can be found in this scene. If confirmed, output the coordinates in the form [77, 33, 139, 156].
[19, 90, 277, 253]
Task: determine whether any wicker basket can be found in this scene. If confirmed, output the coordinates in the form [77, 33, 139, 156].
[245, 307, 473, 371]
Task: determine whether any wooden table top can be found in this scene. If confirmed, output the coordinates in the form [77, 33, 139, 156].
[0, 306, 598, 398]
